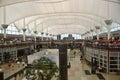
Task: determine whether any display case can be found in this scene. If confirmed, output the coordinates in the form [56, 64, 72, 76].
[10, 51, 17, 60]
[85, 47, 93, 62]
[0, 47, 17, 62]
[85, 40, 120, 73]
[99, 50, 108, 72]
[93, 49, 99, 63]
[109, 50, 120, 72]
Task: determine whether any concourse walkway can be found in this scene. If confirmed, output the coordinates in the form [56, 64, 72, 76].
[68, 54, 98, 80]
[22, 49, 120, 80]
[68, 49, 120, 80]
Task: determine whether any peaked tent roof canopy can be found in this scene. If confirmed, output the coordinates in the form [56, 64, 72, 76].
[0, 0, 120, 35]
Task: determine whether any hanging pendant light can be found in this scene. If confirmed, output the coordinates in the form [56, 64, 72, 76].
[46, 33, 48, 35]
[104, 0, 112, 40]
[34, 31, 37, 34]
[41, 32, 44, 35]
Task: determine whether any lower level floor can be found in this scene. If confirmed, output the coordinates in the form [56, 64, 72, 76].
[0, 49, 120, 80]
[68, 49, 120, 80]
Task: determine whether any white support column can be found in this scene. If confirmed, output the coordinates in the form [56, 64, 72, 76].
[3, 7, 6, 24]
[46, 25, 49, 41]
[2, 24, 8, 39]
[81, 35, 83, 39]
[107, 26, 111, 40]
[90, 29, 93, 40]
[1, 6, 8, 39]
[41, 32, 44, 41]
[83, 33, 86, 39]
[34, 31, 37, 42]
[22, 28, 26, 41]
[50, 34, 52, 41]
[22, 18, 26, 41]
[84, 33, 87, 40]
[34, 35, 36, 42]
[97, 30, 99, 40]
[34, 21, 37, 42]
[95, 26, 100, 40]
[46, 33, 48, 41]
[86, 31, 90, 40]
[105, 20, 112, 40]
[4, 27, 6, 38]
[34, 31, 37, 51]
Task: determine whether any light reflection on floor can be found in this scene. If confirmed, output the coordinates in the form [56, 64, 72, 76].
[68, 49, 120, 80]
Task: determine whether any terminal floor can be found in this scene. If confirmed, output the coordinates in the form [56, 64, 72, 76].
[68, 50, 120, 80]
[0, 49, 120, 80]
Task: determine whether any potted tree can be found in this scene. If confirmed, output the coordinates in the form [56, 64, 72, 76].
[25, 57, 59, 80]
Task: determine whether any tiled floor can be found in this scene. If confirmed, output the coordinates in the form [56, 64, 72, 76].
[68, 49, 120, 80]
[68, 57, 99, 80]
[1, 49, 120, 80]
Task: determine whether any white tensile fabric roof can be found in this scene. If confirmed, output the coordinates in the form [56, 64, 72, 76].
[0, 0, 120, 35]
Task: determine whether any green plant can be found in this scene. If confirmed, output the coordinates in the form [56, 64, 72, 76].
[25, 57, 59, 80]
